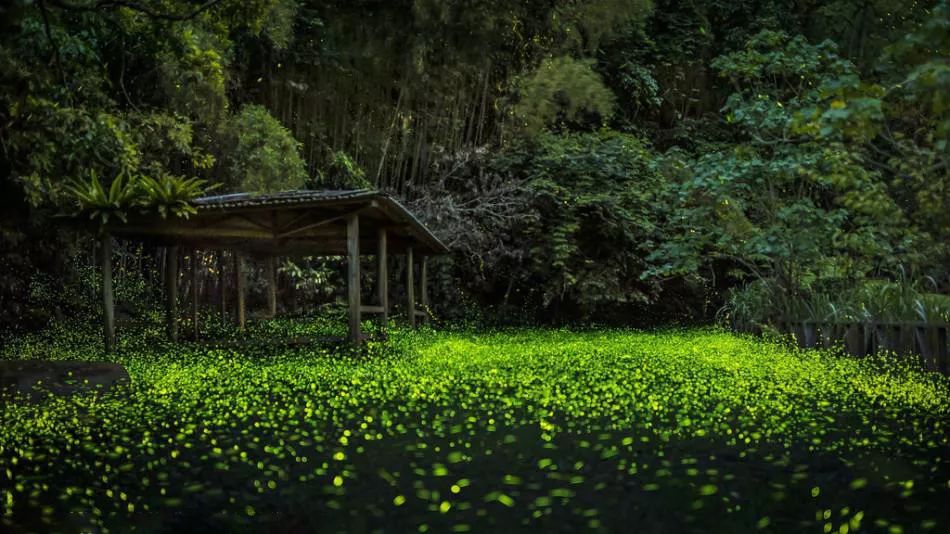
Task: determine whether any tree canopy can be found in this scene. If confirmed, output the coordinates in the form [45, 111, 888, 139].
[1, 0, 947, 329]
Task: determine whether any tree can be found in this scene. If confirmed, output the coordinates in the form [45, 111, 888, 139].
[646, 30, 920, 324]
[222, 104, 307, 193]
[511, 56, 617, 135]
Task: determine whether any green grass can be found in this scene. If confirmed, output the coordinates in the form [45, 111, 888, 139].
[2, 321, 949, 532]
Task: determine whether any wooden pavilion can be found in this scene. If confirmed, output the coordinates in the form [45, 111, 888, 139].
[97, 189, 448, 350]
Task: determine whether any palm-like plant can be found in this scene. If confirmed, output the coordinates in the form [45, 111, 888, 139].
[67, 169, 213, 227]
[137, 173, 214, 219]
[64, 170, 142, 226]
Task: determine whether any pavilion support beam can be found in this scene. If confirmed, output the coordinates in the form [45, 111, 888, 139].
[235, 254, 246, 331]
[266, 256, 277, 318]
[377, 228, 389, 331]
[218, 252, 227, 321]
[191, 248, 199, 340]
[165, 245, 179, 342]
[421, 256, 429, 324]
[407, 246, 416, 329]
[346, 213, 361, 345]
[101, 234, 115, 352]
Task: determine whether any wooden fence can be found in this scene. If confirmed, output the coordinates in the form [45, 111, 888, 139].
[734, 320, 950, 374]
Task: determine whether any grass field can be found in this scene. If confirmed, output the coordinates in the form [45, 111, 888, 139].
[2, 322, 949, 532]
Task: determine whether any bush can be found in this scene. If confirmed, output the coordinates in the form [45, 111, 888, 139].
[222, 105, 308, 193]
[414, 131, 669, 323]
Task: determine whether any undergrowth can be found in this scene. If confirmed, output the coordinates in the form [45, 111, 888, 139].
[1, 321, 948, 532]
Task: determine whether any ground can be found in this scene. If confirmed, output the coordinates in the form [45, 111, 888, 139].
[1, 321, 949, 533]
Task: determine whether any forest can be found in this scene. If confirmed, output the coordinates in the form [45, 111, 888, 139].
[1, 0, 949, 532]
[1, 0, 947, 329]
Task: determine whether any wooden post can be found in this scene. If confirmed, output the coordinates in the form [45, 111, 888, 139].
[101, 234, 115, 352]
[346, 213, 361, 344]
[158, 247, 165, 293]
[407, 246, 416, 328]
[377, 228, 389, 328]
[191, 248, 199, 340]
[844, 323, 860, 356]
[938, 326, 949, 374]
[266, 256, 278, 318]
[165, 245, 178, 342]
[421, 256, 429, 324]
[290, 278, 298, 315]
[218, 252, 227, 321]
[802, 322, 817, 348]
[235, 253, 246, 331]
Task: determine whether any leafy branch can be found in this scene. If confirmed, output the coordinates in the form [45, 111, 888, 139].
[46, 0, 223, 22]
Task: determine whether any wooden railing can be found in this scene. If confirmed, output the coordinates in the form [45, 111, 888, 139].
[733, 320, 950, 374]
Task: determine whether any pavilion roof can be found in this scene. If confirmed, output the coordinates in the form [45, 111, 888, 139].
[105, 189, 448, 256]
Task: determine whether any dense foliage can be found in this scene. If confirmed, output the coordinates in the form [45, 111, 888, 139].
[2, 5, 947, 531]
[1, 0, 947, 329]
[435, 131, 667, 321]
[2, 323, 949, 531]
